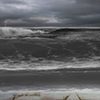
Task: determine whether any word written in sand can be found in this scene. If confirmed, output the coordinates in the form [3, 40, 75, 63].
[14, 93, 41, 97]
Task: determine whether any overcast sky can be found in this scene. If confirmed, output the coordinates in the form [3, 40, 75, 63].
[0, 0, 100, 27]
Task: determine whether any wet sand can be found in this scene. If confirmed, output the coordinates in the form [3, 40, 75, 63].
[1, 91, 100, 100]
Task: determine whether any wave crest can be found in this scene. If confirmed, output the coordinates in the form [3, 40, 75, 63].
[0, 27, 49, 39]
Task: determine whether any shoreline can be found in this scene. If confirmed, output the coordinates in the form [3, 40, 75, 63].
[1, 90, 100, 100]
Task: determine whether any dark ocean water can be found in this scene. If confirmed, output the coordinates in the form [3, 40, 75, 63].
[0, 27, 100, 93]
[0, 70, 100, 91]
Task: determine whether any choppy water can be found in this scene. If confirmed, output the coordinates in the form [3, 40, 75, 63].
[0, 27, 100, 96]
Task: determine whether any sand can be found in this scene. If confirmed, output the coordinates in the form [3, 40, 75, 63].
[1, 91, 100, 100]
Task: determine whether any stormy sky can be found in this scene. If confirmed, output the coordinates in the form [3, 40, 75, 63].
[0, 0, 100, 27]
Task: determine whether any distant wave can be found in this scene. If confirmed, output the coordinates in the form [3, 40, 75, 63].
[1, 27, 100, 40]
[0, 27, 50, 39]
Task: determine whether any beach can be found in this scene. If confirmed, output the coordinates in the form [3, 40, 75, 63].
[1, 91, 100, 100]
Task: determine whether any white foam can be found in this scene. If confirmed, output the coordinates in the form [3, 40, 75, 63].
[1, 88, 100, 94]
[0, 60, 100, 71]
[0, 27, 48, 39]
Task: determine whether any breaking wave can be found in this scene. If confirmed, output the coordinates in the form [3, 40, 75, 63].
[0, 27, 49, 39]
[0, 27, 100, 40]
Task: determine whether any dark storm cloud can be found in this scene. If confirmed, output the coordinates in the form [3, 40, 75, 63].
[0, 0, 26, 4]
[0, 0, 100, 27]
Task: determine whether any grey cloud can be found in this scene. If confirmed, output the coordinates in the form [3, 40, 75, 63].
[0, 0, 100, 27]
[0, 0, 27, 4]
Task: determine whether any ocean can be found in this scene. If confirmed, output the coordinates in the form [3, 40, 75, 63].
[0, 27, 100, 100]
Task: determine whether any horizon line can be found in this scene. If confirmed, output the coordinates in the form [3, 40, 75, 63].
[0, 26, 100, 29]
